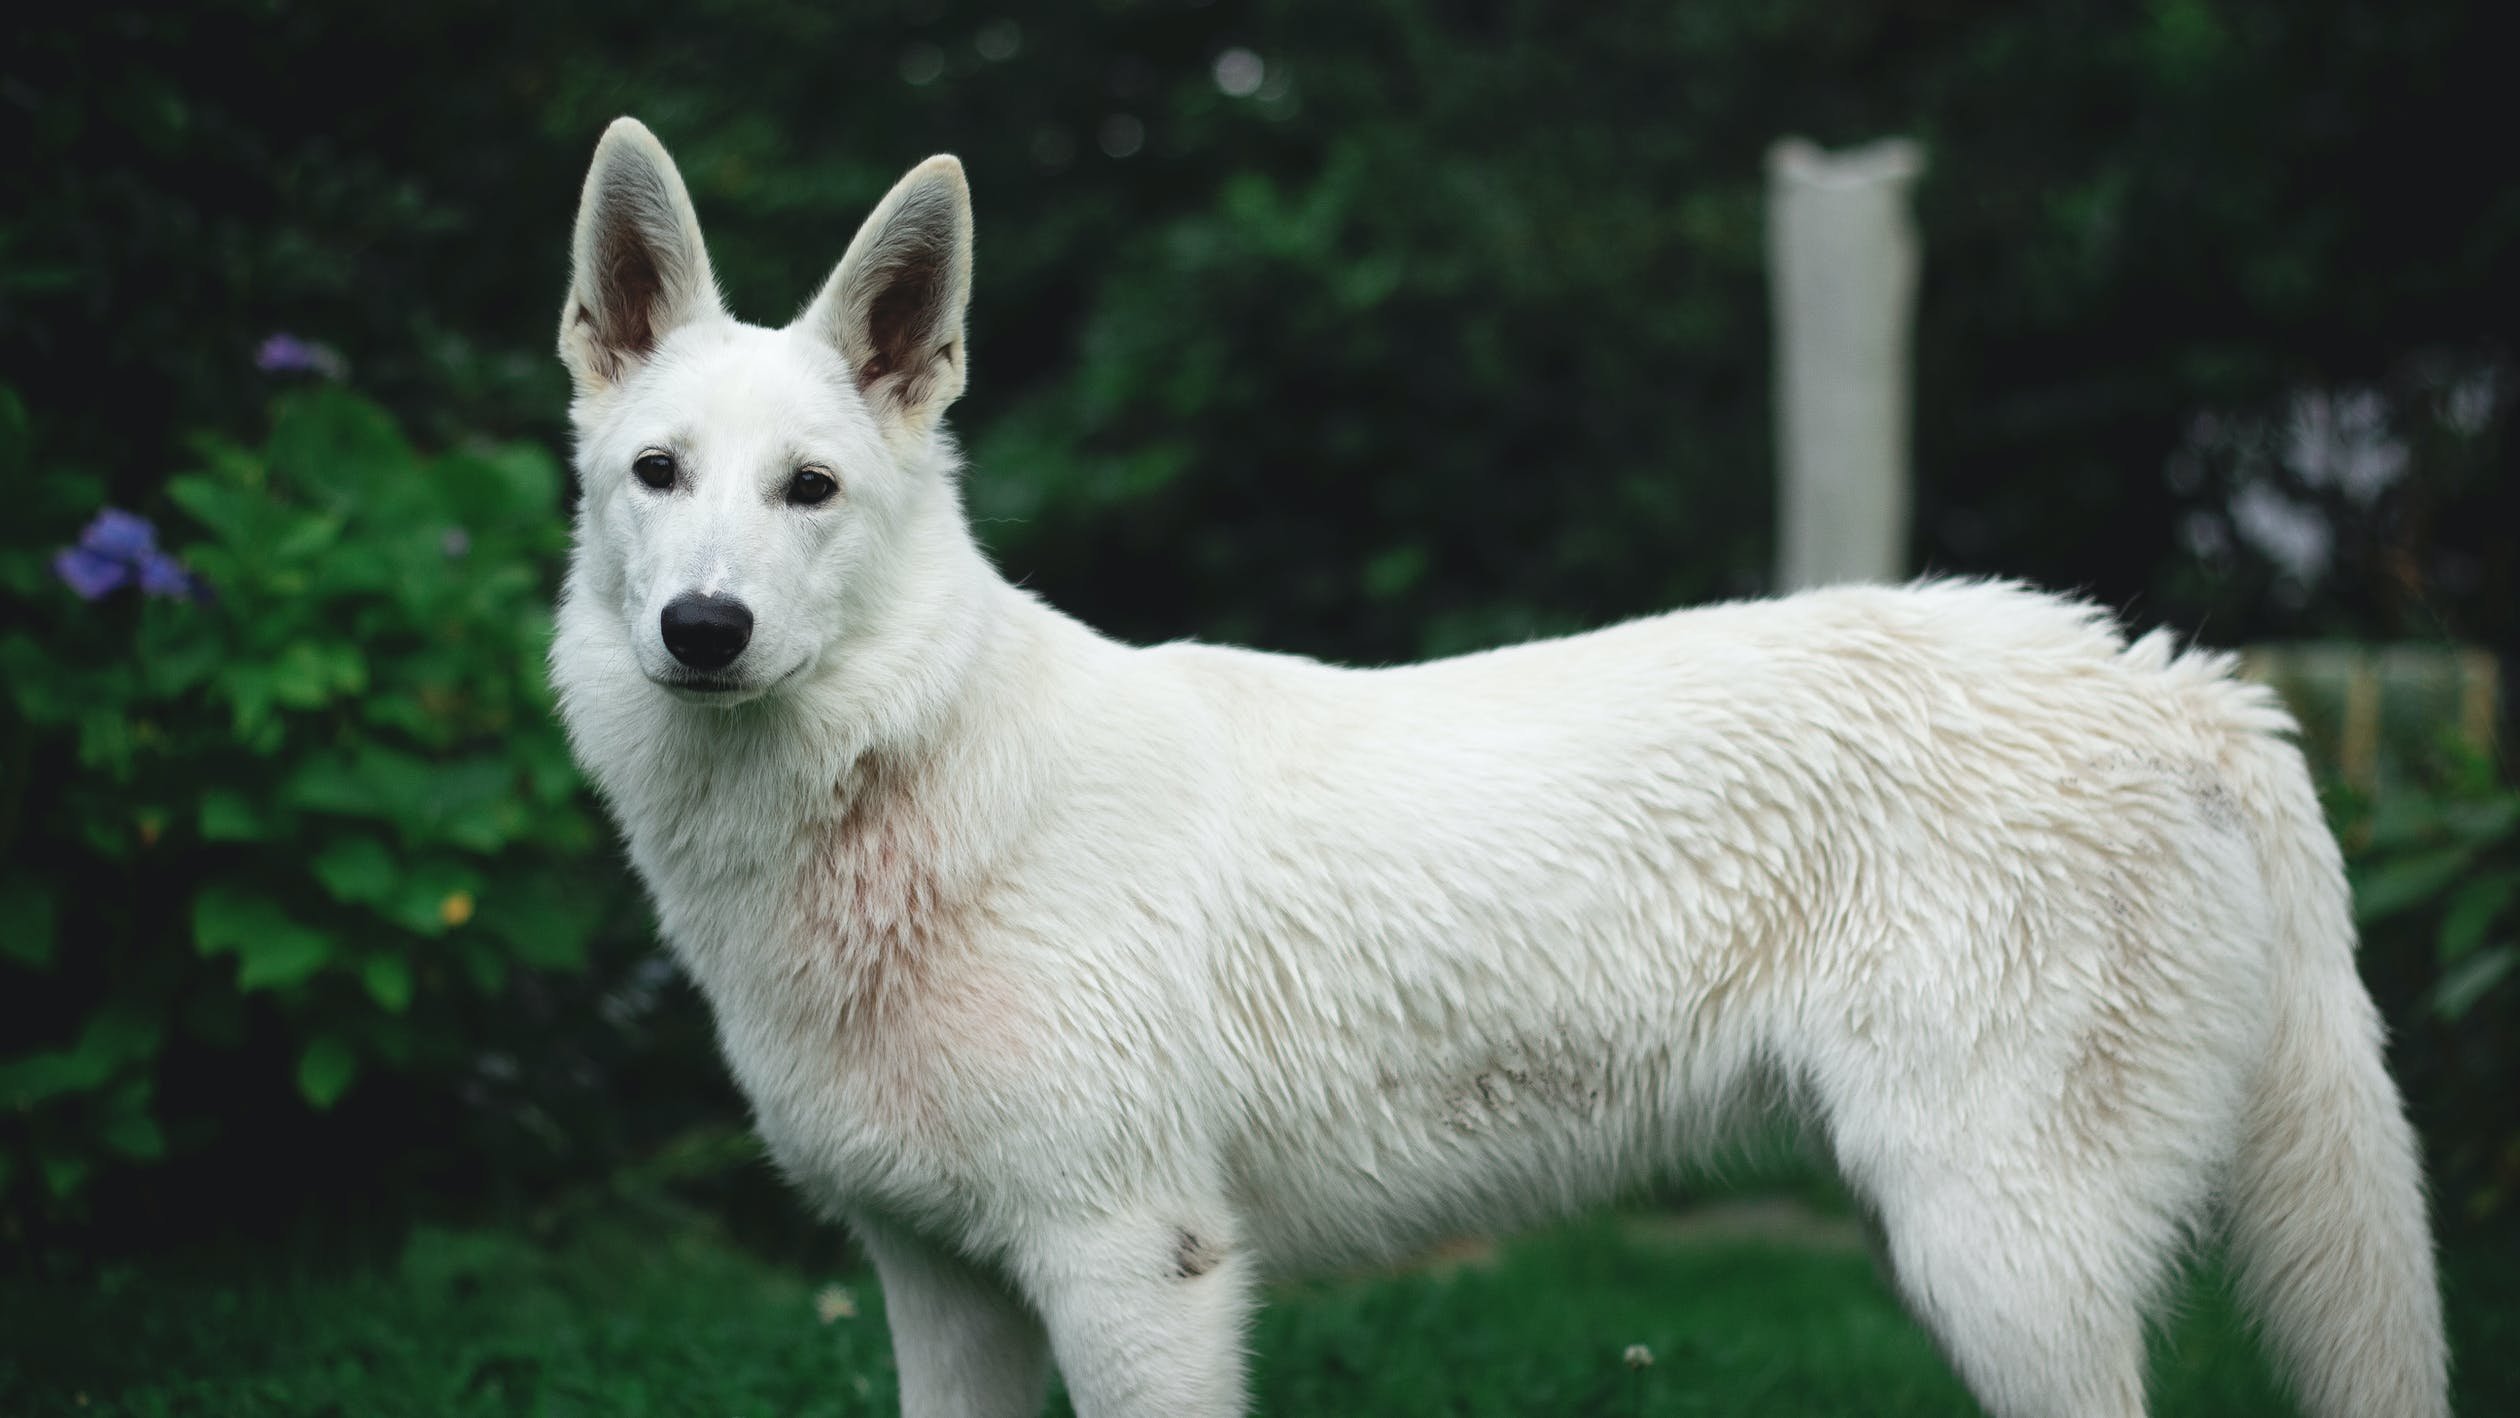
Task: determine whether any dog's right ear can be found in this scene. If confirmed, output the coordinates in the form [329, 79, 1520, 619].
[559, 118, 724, 394]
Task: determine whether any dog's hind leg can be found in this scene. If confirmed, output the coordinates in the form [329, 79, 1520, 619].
[1822, 1037, 2222, 1418]
[1858, 1158, 2163, 1418]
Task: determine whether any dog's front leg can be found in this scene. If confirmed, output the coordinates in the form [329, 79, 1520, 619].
[1019, 1215, 1251, 1418]
[856, 1219, 1050, 1418]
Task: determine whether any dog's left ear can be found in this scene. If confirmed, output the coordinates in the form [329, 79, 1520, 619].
[798, 156, 973, 435]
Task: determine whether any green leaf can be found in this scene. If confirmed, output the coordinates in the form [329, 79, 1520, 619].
[77, 708, 135, 779]
[165, 473, 277, 552]
[96, 1093, 166, 1161]
[2439, 876, 2518, 964]
[199, 787, 271, 843]
[82, 1004, 166, 1065]
[269, 388, 420, 506]
[0, 872, 56, 967]
[0, 633, 71, 722]
[518, 733, 585, 808]
[481, 869, 604, 970]
[139, 629, 226, 698]
[385, 859, 483, 938]
[192, 885, 334, 990]
[311, 835, 398, 906]
[97, 1115, 166, 1161]
[0, 1008, 163, 1109]
[282, 745, 415, 820]
[2431, 944, 2518, 1022]
[2352, 846, 2472, 925]
[2443, 797, 2520, 850]
[41, 1150, 90, 1200]
[284, 746, 524, 850]
[323, 641, 369, 695]
[1363, 543, 1429, 601]
[436, 442, 562, 526]
[218, 662, 275, 738]
[296, 1035, 359, 1110]
[361, 955, 414, 1014]
[268, 640, 344, 709]
[456, 937, 509, 993]
[0, 1045, 111, 1109]
[269, 510, 346, 563]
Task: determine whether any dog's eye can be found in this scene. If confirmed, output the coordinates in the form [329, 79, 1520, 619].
[632, 451, 677, 491]
[787, 467, 838, 507]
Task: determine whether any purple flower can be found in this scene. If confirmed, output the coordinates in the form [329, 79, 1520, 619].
[137, 551, 198, 599]
[54, 508, 203, 602]
[255, 333, 348, 380]
[54, 546, 131, 600]
[83, 507, 159, 560]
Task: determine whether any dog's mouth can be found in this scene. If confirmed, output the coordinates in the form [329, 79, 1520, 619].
[650, 661, 804, 705]
[659, 673, 746, 695]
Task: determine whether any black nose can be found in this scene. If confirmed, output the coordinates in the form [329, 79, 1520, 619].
[660, 593, 753, 671]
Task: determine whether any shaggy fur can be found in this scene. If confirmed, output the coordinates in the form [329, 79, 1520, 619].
[549, 119, 2447, 1418]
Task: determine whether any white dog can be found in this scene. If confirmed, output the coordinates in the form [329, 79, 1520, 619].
[548, 119, 2446, 1418]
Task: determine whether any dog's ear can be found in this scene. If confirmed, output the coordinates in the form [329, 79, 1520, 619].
[797, 156, 973, 434]
[559, 118, 724, 394]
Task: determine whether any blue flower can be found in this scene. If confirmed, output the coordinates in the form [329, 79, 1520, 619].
[137, 551, 197, 599]
[53, 545, 131, 600]
[84, 507, 158, 560]
[255, 333, 348, 379]
[54, 508, 203, 603]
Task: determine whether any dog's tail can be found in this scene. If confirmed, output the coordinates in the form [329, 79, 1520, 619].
[2225, 736, 2447, 1418]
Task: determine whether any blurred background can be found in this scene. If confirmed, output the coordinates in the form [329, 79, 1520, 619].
[2, 1, 2515, 1412]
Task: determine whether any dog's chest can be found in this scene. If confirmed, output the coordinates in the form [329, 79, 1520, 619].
[672, 760, 1019, 1218]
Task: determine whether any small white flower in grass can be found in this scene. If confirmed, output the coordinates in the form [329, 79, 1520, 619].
[815, 1284, 858, 1322]
[1622, 1343, 1654, 1369]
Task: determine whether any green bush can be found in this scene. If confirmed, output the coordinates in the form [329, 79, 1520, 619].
[3, 0, 2513, 1238]
[0, 384, 625, 1224]
[2343, 751, 2520, 1221]
[6, 3, 2512, 668]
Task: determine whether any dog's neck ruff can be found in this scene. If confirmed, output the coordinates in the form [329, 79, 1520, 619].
[557, 536, 1033, 988]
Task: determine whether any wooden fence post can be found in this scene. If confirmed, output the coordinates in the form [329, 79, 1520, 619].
[1768, 137, 1926, 590]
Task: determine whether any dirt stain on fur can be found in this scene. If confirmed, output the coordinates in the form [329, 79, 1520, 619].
[1174, 1229, 1224, 1280]
[790, 752, 1024, 1141]
[1439, 1034, 1608, 1135]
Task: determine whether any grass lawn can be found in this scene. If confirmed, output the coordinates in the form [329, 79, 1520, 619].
[2, 1192, 2509, 1416]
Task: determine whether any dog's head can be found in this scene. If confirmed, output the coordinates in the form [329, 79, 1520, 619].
[555, 119, 973, 706]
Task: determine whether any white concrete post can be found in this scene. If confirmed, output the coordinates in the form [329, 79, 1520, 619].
[1767, 136, 1926, 589]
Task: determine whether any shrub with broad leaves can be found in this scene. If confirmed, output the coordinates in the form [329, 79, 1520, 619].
[0, 384, 624, 1221]
[2344, 750, 2520, 1221]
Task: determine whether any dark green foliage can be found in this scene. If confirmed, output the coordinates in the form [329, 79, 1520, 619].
[0, 0, 2513, 1255]
[2344, 751, 2520, 1223]
[5, 2, 2513, 662]
[0, 387, 677, 1228]
[0, 1202, 896, 1416]
[0, 1205, 2313, 1417]
[9, 1196, 2518, 1415]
